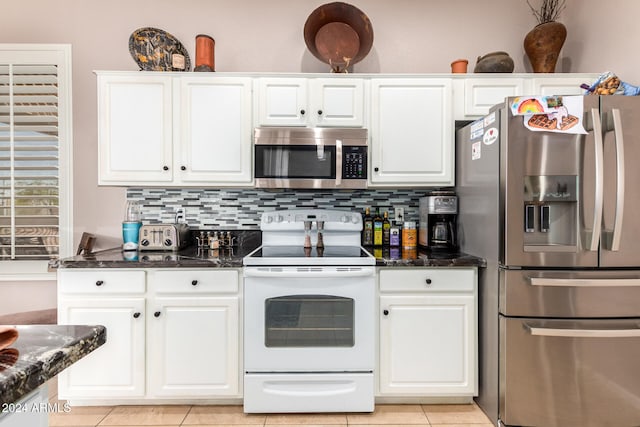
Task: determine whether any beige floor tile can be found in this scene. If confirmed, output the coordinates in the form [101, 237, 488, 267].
[422, 404, 492, 425]
[48, 402, 113, 427]
[182, 405, 266, 425]
[265, 412, 347, 425]
[98, 405, 190, 426]
[431, 424, 494, 427]
[347, 405, 428, 425]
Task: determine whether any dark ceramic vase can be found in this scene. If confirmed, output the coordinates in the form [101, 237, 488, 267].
[473, 51, 514, 73]
[524, 21, 567, 73]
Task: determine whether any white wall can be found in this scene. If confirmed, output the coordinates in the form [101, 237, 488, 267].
[1, 0, 638, 313]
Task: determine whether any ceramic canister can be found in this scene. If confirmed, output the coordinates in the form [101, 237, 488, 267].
[195, 34, 215, 72]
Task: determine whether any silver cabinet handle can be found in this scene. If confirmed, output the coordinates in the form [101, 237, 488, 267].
[590, 107, 604, 252]
[610, 108, 625, 251]
[529, 277, 640, 287]
[525, 323, 640, 338]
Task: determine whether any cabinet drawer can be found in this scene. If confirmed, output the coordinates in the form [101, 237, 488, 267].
[151, 269, 239, 294]
[58, 270, 146, 294]
[379, 268, 475, 293]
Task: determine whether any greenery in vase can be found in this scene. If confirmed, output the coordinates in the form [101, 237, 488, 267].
[526, 0, 566, 24]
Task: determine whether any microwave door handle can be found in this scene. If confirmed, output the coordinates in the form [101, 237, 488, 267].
[589, 107, 604, 252]
[610, 108, 625, 251]
[335, 139, 342, 186]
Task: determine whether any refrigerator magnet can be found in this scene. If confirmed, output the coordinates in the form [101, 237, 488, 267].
[483, 127, 498, 145]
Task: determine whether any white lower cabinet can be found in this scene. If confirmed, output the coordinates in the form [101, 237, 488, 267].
[147, 269, 240, 397]
[377, 268, 477, 397]
[57, 268, 241, 402]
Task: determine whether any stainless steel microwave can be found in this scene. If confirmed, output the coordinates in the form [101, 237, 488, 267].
[254, 127, 368, 189]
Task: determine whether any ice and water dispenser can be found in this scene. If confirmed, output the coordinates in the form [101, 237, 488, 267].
[523, 175, 578, 250]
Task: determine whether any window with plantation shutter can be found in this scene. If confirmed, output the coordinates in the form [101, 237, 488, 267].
[0, 45, 72, 277]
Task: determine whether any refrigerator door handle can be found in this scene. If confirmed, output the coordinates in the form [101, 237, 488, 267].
[529, 277, 640, 287]
[524, 323, 640, 338]
[610, 108, 625, 251]
[589, 108, 604, 252]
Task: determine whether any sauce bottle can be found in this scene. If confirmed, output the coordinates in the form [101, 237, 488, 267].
[382, 211, 391, 246]
[373, 208, 383, 246]
[362, 207, 374, 246]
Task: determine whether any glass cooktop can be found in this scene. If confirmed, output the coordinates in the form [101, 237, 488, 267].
[243, 245, 376, 266]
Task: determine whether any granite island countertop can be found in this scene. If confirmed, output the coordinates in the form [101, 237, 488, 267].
[0, 324, 106, 405]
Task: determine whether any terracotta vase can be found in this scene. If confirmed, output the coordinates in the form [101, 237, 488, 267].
[451, 59, 468, 73]
[524, 21, 567, 73]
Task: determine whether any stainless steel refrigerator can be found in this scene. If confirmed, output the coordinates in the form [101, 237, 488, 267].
[456, 95, 640, 427]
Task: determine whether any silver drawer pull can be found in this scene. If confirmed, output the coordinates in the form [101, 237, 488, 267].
[525, 324, 640, 338]
[529, 277, 640, 287]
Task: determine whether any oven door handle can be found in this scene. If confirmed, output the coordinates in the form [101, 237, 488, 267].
[524, 323, 640, 338]
[528, 277, 640, 287]
[244, 268, 374, 278]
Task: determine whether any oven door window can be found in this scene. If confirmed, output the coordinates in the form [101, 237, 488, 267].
[255, 145, 336, 179]
[265, 295, 354, 347]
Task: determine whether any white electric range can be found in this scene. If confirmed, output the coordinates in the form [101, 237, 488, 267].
[242, 209, 376, 413]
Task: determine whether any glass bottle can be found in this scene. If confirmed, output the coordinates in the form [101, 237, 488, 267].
[373, 208, 383, 246]
[382, 211, 391, 246]
[362, 207, 374, 246]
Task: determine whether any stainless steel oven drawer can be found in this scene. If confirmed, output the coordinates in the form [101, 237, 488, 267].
[500, 269, 640, 317]
[500, 316, 640, 427]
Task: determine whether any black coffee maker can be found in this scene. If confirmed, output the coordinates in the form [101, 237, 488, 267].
[418, 191, 458, 252]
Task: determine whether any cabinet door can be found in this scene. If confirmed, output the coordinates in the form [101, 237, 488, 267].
[313, 78, 364, 127]
[530, 76, 596, 96]
[97, 74, 173, 184]
[379, 294, 476, 395]
[370, 78, 453, 186]
[179, 77, 253, 185]
[256, 78, 307, 126]
[147, 296, 240, 397]
[57, 297, 146, 398]
[463, 78, 526, 117]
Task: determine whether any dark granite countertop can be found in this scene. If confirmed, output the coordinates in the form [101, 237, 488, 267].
[367, 246, 486, 268]
[52, 230, 261, 269]
[0, 324, 106, 405]
[51, 228, 484, 269]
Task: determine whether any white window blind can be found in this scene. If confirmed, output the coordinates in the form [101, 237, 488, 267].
[0, 63, 60, 260]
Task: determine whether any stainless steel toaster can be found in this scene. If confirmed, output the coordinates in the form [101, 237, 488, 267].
[138, 223, 190, 251]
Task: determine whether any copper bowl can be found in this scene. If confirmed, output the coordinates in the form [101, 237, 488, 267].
[303, 2, 373, 72]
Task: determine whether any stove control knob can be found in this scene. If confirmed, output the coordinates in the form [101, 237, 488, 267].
[265, 216, 273, 223]
[351, 215, 359, 224]
[140, 239, 149, 246]
[341, 215, 350, 223]
[164, 239, 173, 247]
[276, 215, 284, 223]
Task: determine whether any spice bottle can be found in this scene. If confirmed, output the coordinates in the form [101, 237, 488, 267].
[402, 221, 417, 248]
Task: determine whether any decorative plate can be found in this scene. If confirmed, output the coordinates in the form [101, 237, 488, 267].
[129, 27, 191, 71]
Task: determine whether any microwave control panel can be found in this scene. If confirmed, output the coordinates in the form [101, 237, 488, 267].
[342, 146, 367, 179]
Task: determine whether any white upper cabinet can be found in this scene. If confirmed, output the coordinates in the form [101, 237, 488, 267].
[96, 72, 253, 187]
[178, 76, 253, 185]
[461, 77, 526, 117]
[369, 78, 454, 187]
[256, 77, 364, 127]
[454, 73, 599, 119]
[97, 74, 173, 183]
[530, 75, 595, 96]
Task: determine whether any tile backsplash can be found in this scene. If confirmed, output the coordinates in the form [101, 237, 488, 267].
[127, 188, 434, 229]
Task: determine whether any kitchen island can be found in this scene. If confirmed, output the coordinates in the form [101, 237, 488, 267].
[0, 324, 106, 425]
